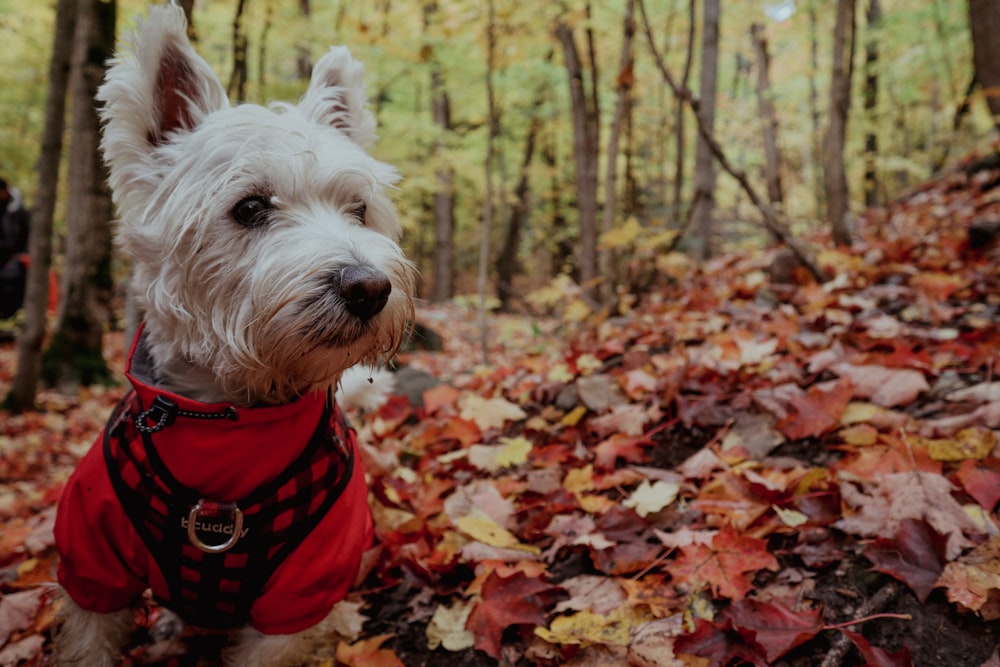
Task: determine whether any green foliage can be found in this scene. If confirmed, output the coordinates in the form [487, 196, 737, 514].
[0, 0, 987, 302]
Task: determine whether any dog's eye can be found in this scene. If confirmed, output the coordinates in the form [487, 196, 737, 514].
[347, 200, 367, 225]
[232, 196, 273, 227]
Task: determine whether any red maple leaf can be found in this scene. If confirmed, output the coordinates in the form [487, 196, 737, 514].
[726, 598, 824, 662]
[863, 518, 947, 603]
[841, 629, 913, 667]
[954, 458, 1000, 511]
[776, 378, 853, 441]
[465, 570, 560, 659]
[670, 525, 779, 600]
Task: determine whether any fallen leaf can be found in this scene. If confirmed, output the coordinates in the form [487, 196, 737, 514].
[937, 534, 1000, 620]
[467, 571, 561, 659]
[335, 634, 404, 667]
[426, 600, 475, 651]
[622, 480, 680, 518]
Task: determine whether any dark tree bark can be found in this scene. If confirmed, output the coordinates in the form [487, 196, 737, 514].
[862, 0, 881, 208]
[808, 0, 824, 220]
[673, 0, 696, 224]
[6, 0, 76, 411]
[686, 0, 720, 262]
[600, 0, 636, 302]
[296, 0, 312, 80]
[429, 66, 455, 302]
[477, 0, 496, 364]
[555, 9, 600, 297]
[826, 0, 856, 246]
[42, 0, 116, 392]
[751, 23, 783, 208]
[496, 111, 543, 311]
[227, 0, 249, 102]
[638, 0, 826, 283]
[968, 0, 1000, 131]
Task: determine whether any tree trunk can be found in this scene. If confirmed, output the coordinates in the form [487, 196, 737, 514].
[826, 0, 856, 246]
[478, 0, 497, 363]
[968, 0, 1000, 131]
[686, 0, 720, 262]
[600, 0, 636, 303]
[227, 0, 249, 103]
[808, 0, 824, 220]
[862, 0, 881, 208]
[638, 0, 826, 283]
[424, 3, 456, 303]
[42, 0, 115, 393]
[673, 0, 696, 224]
[496, 114, 542, 312]
[296, 0, 312, 80]
[555, 16, 599, 296]
[5, 0, 76, 412]
[430, 66, 455, 302]
[751, 23, 783, 208]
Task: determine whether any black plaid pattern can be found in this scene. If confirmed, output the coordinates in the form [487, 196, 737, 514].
[103, 391, 354, 629]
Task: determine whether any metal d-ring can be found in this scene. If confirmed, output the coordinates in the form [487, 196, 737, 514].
[186, 499, 244, 553]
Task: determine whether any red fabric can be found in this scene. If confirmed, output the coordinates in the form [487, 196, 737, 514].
[55, 332, 373, 635]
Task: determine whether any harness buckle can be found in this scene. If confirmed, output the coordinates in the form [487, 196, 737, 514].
[185, 500, 245, 553]
[136, 395, 178, 433]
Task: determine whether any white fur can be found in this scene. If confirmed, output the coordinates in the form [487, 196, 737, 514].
[96, 3, 413, 406]
[57, 3, 414, 665]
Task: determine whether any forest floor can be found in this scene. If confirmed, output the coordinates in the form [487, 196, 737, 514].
[1, 153, 1000, 667]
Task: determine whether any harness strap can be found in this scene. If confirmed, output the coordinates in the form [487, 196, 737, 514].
[103, 391, 355, 629]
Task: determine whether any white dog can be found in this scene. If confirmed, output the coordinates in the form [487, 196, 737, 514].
[53, 3, 414, 665]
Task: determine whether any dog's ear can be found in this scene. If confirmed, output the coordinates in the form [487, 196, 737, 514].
[98, 4, 227, 198]
[299, 47, 378, 148]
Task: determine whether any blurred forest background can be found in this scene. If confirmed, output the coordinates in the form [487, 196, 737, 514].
[0, 0, 996, 406]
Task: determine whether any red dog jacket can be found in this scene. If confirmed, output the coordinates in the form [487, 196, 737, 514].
[55, 330, 374, 635]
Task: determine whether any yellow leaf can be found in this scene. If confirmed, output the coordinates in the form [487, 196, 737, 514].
[561, 405, 588, 427]
[563, 298, 591, 323]
[455, 509, 540, 555]
[622, 480, 680, 518]
[840, 424, 879, 446]
[536, 606, 651, 646]
[496, 436, 533, 467]
[925, 427, 996, 461]
[548, 362, 574, 383]
[598, 216, 643, 250]
[426, 601, 475, 651]
[772, 505, 809, 528]
[564, 465, 595, 494]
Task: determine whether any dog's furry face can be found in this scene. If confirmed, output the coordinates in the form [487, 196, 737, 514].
[99, 5, 413, 405]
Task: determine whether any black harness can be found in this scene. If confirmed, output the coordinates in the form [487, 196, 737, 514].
[102, 390, 354, 629]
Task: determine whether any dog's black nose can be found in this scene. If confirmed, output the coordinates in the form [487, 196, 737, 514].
[334, 265, 392, 320]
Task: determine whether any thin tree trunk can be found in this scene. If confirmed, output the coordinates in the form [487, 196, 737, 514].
[686, 0, 720, 262]
[826, 0, 856, 245]
[6, 0, 76, 411]
[862, 0, 880, 208]
[227, 0, 249, 102]
[430, 67, 455, 302]
[600, 0, 635, 303]
[296, 0, 313, 80]
[555, 18, 599, 296]
[968, 0, 1000, 131]
[808, 0, 824, 220]
[638, 0, 826, 282]
[258, 1, 274, 92]
[673, 0, 696, 224]
[478, 0, 496, 364]
[751, 23, 783, 208]
[496, 111, 542, 311]
[424, 2, 456, 302]
[43, 0, 115, 392]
